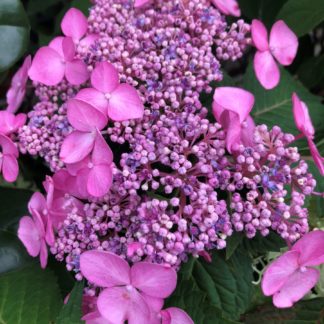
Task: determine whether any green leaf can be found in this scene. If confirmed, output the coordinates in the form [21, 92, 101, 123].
[297, 54, 324, 89]
[0, 0, 30, 72]
[226, 232, 243, 260]
[56, 281, 84, 324]
[277, 0, 324, 37]
[70, 0, 92, 15]
[0, 264, 63, 324]
[27, 0, 62, 15]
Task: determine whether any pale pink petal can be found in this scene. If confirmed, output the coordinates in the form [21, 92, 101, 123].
[0, 134, 18, 156]
[253, 50, 280, 89]
[2, 155, 18, 182]
[269, 20, 298, 66]
[62, 37, 76, 61]
[292, 230, 324, 266]
[240, 115, 256, 148]
[108, 84, 144, 121]
[261, 250, 299, 296]
[75, 88, 108, 115]
[31, 209, 46, 237]
[80, 251, 130, 287]
[60, 131, 96, 164]
[28, 47, 65, 86]
[292, 93, 314, 138]
[130, 262, 177, 298]
[39, 239, 48, 269]
[141, 293, 164, 313]
[87, 164, 113, 197]
[308, 140, 324, 176]
[251, 19, 269, 52]
[127, 289, 152, 324]
[212, 87, 255, 123]
[211, 0, 241, 16]
[91, 62, 119, 93]
[134, 0, 152, 8]
[66, 156, 90, 176]
[65, 59, 89, 85]
[273, 268, 319, 308]
[49, 37, 64, 57]
[67, 99, 107, 131]
[18, 216, 41, 257]
[92, 132, 113, 165]
[220, 110, 241, 153]
[161, 308, 194, 324]
[61, 8, 88, 41]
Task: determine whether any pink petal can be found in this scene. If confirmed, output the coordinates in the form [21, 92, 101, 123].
[292, 93, 314, 138]
[308, 140, 324, 176]
[269, 20, 298, 66]
[141, 293, 164, 313]
[212, 87, 255, 123]
[97, 287, 150, 324]
[65, 59, 89, 85]
[28, 47, 65, 86]
[49, 37, 64, 57]
[130, 262, 177, 298]
[92, 132, 113, 165]
[39, 239, 48, 269]
[220, 110, 241, 153]
[61, 8, 88, 41]
[79, 34, 99, 49]
[292, 230, 324, 266]
[75, 88, 108, 115]
[108, 84, 144, 121]
[28, 192, 47, 215]
[251, 19, 269, 51]
[80, 251, 130, 287]
[211, 0, 241, 16]
[161, 308, 194, 324]
[18, 216, 41, 257]
[134, 0, 152, 8]
[240, 115, 256, 148]
[0, 134, 18, 156]
[45, 216, 55, 246]
[91, 62, 119, 93]
[2, 155, 18, 182]
[62, 37, 76, 61]
[87, 164, 113, 197]
[272, 268, 319, 308]
[261, 250, 299, 296]
[0, 111, 25, 135]
[253, 50, 280, 89]
[67, 99, 108, 131]
[60, 131, 96, 164]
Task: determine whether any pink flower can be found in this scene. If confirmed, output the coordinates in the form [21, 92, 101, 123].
[6, 56, 31, 113]
[28, 36, 89, 86]
[0, 134, 19, 182]
[0, 111, 26, 136]
[211, 0, 241, 17]
[292, 93, 324, 175]
[60, 99, 108, 164]
[262, 230, 324, 308]
[160, 307, 194, 324]
[251, 20, 298, 89]
[75, 61, 144, 121]
[18, 192, 56, 268]
[134, 0, 152, 8]
[212, 87, 255, 153]
[79, 250, 177, 324]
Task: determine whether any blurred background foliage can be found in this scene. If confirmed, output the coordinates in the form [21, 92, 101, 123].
[0, 0, 323, 323]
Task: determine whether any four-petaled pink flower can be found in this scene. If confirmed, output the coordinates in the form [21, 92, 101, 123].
[262, 230, 324, 308]
[18, 192, 55, 268]
[292, 93, 324, 175]
[6, 55, 31, 113]
[28, 36, 89, 86]
[211, 0, 241, 17]
[212, 87, 255, 153]
[80, 250, 179, 324]
[251, 19, 298, 89]
[75, 61, 144, 121]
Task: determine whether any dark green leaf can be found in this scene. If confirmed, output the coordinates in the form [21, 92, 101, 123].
[27, 0, 63, 15]
[70, 0, 92, 15]
[297, 54, 324, 89]
[0, 264, 63, 323]
[0, 0, 30, 72]
[277, 0, 324, 37]
[56, 281, 84, 324]
[226, 232, 243, 260]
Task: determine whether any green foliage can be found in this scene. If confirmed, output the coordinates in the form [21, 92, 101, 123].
[0, 264, 63, 324]
[277, 0, 324, 36]
[0, 0, 30, 72]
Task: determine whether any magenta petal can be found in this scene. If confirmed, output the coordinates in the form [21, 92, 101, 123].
[62, 37, 76, 61]
[220, 110, 241, 153]
[28, 192, 47, 216]
[60, 131, 96, 164]
[28, 47, 65, 86]
[39, 240, 48, 269]
[269, 20, 298, 66]
[211, 0, 241, 16]
[80, 250, 130, 287]
[108, 84, 144, 121]
[2, 155, 18, 182]
[141, 293, 164, 313]
[61, 8, 88, 41]
[91, 62, 119, 93]
[251, 19, 269, 51]
[0, 134, 18, 156]
[79, 34, 99, 49]
[213, 87, 255, 123]
[261, 250, 299, 296]
[292, 230, 324, 266]
[134, 0, 152, 8]
[253, 50, 280, 89]
[273, 268, 319, 308]
[240, 115, 256, 148]
[92, 132, 113, 165]
[87, 164, 113, 197]
[18, 216, 41, 257]
[75, 88, 108, 115]
[65, 59, 89, 85]
[49, 37, 65, 57]
[67, 99, 107, 131]
[162, 308, 194, 324]
[308, 140, 324, 176]
[130, 262, 177, 298]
